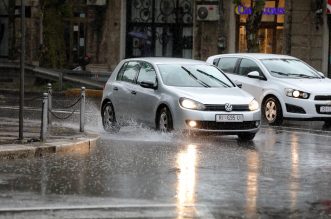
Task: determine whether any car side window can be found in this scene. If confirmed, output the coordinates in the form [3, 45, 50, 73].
[116, 62, 128, 81]
[137, 62, 157, 84]
[217, 57, 238, 73]
[121, 61, 140, 83]
[238, 59, 263, 76]
[213, 58, 220, 66]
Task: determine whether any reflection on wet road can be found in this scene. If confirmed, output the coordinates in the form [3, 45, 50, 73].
[0, 125, 331, 218]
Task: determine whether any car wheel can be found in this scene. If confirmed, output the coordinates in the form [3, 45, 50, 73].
[263, 97, 283, 126]
[238, 132, 256, 141]
[102, 102, 119, 132]
[157, 107, 173, 132]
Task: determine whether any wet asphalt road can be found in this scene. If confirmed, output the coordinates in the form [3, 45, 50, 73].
[0, 123, 331, 218]
[0, 94, 331, 218]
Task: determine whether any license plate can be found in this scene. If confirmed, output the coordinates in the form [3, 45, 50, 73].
[320, 106, 331, 113]
[216, 114, 243, 122]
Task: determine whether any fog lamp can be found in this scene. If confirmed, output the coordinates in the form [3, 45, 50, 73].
[188, 121, 197, 127]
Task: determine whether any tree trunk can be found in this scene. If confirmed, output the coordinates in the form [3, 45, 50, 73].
[245, 0, 265, 52]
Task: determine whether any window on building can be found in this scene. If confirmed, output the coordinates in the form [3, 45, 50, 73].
[237, 0, 285, 54]
[126, 0, 193, 59]
[63, 4, 87, 66]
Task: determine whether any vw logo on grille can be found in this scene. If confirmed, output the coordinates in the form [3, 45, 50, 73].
[225, 103, 233, 112]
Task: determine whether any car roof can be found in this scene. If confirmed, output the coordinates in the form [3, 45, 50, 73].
[122, 57, 207, 65]
[209, 53, 297, 60]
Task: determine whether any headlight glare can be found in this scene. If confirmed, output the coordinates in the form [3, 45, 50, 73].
[249, 99, 259, 111]
[285, 88, 310, 99]
[292, 90, 300, 98]
[179, 98, 205, 110]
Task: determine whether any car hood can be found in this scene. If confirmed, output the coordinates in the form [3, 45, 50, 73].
[168, 87, 254, 105]
[277, 78, 331, 94]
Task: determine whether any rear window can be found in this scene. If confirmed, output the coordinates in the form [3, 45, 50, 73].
[217, 57, 238, 73]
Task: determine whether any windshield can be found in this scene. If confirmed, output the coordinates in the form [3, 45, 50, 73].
[157, 64, 235, 88]
[261, 59, 322, 79]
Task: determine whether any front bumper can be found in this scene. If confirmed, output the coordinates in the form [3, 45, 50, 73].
[282, 95, 331, 120]
[172, 107, 261, 133]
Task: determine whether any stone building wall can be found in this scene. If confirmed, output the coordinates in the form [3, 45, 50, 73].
[288, 0, 324, 71]
[97, 0, 122, 70]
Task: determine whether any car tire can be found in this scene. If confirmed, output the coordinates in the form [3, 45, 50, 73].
[157, 107, 173, 132]
[263, 96, 283, 126]
[238, 132, 256, 141]
[102, 101, 120, 132]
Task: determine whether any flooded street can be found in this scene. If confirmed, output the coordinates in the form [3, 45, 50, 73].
[0, 122, 331, 218]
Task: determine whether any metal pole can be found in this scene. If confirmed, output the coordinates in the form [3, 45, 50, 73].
[40, 93, 48, 142]
[47, 83, 52, 126]
[19, 0, 25, 140]
[59, 72, 63, 91]
[80, 87, 86, 132]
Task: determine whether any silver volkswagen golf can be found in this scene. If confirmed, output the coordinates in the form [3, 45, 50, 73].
[101, 58, 261, 140]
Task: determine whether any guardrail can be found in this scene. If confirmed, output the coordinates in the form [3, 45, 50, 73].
[0, 63, 108, 89]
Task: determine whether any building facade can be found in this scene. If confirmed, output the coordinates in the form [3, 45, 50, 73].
[0, 0, 329, 76]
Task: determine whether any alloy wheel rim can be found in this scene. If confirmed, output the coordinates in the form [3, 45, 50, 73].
[265, 100, 277, 122]
[159, 112, 168, 132]
[103, 105, 114, 129]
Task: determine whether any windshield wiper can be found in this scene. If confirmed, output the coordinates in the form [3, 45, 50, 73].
[288, 73, 319, 79]
[271, 70, 289, 76]
[181, 66, 210, 87]
[271, 71, 318, 79]
[196, 69, 231, 87]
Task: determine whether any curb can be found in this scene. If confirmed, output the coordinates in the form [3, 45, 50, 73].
[0, 133, 100, 160]
[64, 88, 103, 97]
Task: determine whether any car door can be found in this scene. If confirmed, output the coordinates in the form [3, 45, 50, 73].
[235, 58, 267, 103]
[131, 61, 160, 126]
[113, 61, 140, 121]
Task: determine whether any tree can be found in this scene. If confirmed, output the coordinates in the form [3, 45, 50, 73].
[233, 0, 266, 52]
[39, 0, 71, 68]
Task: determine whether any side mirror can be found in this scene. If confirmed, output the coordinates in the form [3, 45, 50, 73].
[247, 71, 265, 80]
[140, 80, 157, 89]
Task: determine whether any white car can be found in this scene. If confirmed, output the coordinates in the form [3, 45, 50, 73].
[206, 53, 331, 126]
[101, 58, 261, 140]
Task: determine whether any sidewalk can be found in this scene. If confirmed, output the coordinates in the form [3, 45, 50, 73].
[0, 117, 100, 159]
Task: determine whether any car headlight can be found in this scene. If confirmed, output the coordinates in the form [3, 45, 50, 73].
[179, 98, 205, 110]
[285, 88, 310, 99]
[249, 99, 259, 111]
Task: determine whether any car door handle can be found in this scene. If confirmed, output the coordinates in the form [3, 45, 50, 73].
[131, 91, 137, 95]
[113, 87, 118, 91]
